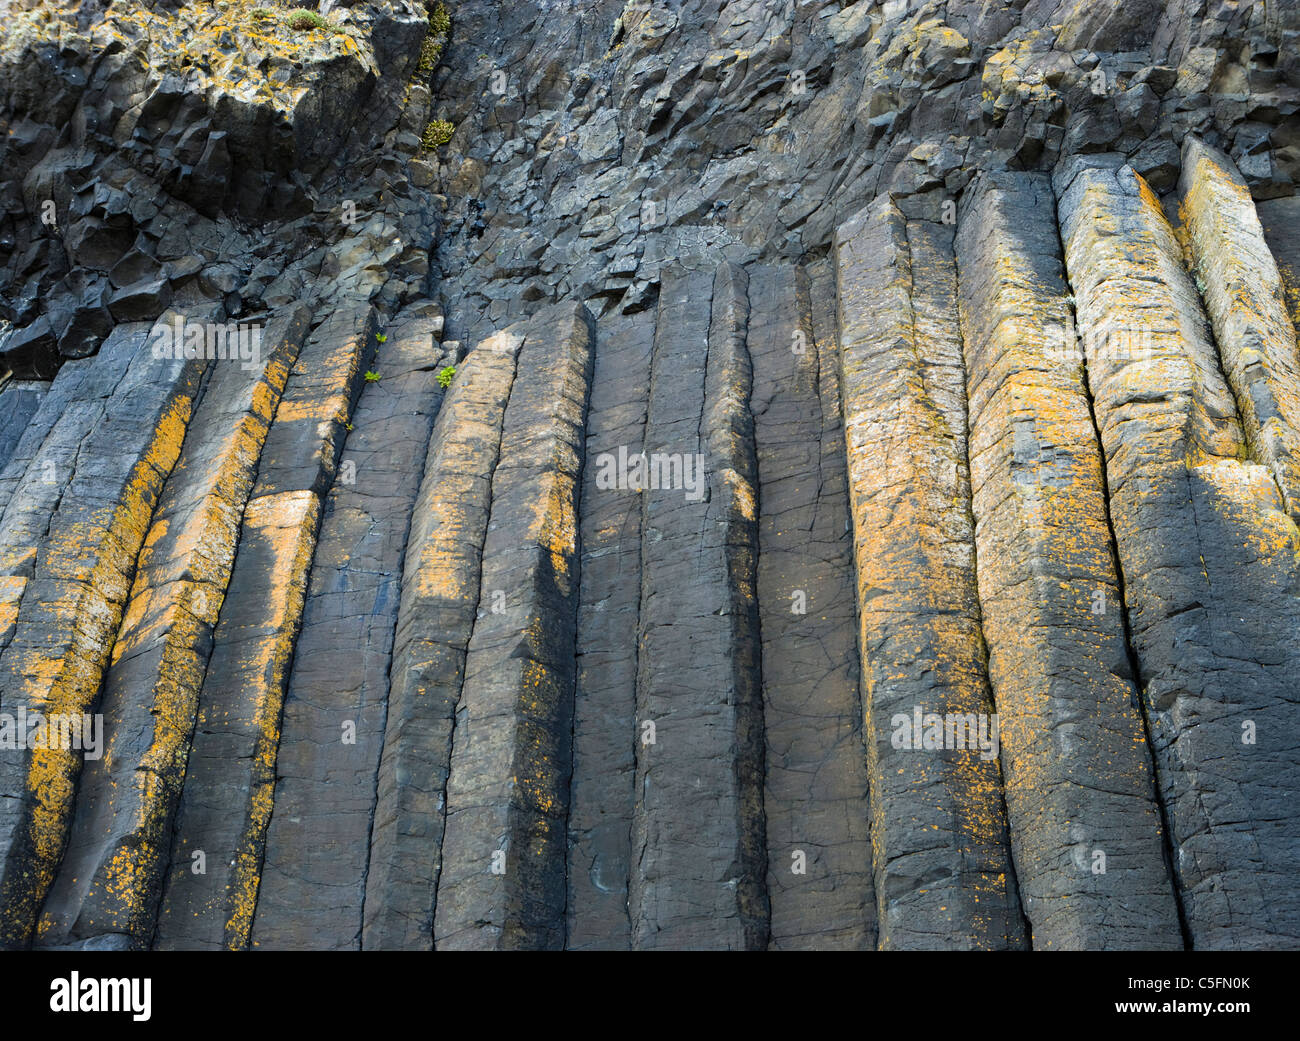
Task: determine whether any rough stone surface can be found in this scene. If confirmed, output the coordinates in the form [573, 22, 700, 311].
[628, 265, 767, 950]
[2, 0, 1300, 950]
[251, 305, 446, 951]
[835, 199, 1025, 950]
[956, 173, 1181, 949]
[34, 304, 311, 950]
[1058, 157, 1300, 948]
[434, 301, 592, 949]
[749, 262, 873, 950]
[364, 325, 515, 951]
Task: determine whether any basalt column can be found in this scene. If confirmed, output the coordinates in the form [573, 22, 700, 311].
[628, 264, 769, 950]
[955, 172, 1182, 950]
[833, 198, 1025, 950]
[1057, 156, 1300, 948]
[433, 302, 593, 950]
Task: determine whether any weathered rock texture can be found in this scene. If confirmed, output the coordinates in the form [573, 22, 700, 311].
[2, 0, 1300, 950]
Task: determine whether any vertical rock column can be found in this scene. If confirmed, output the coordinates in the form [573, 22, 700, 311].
[0, 325, 197, 656]
[433, 302, 593, 950]
[31, 304, 313, 950]
[833, 198, 1025, 950]
[628, 265, 769, 950]
[152, 304, 375, 949]
[747, 262, 874, 949]
[250, 306, 447, 950]
[361, 325, 518, 950]
[0, 320, 205, 949]
[1180, 137, 1300, 524]
[0, 382, 47, 475]
[565, 310, 655, 950]
[1257, 196, 1300, 330]
[1057, 157, 1300, 948]
[955, 172, 1182, 949]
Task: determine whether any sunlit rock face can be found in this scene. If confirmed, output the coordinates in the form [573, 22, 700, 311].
[0, 0, 1298, 951]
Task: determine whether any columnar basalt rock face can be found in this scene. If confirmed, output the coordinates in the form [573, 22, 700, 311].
[433, 301, 591, 949]
[955, 172, 1182, 950]
[2, 0, 1300, 951]
[628, 264, 767, 950]
[748, 262, 873, 950]
[1057, 156, 1300, 949]
[1180, 137, 1300, 524]
[0, 320, 204, 948]
[251, 305, 446, 951]
[363, 326, 515, 951]
[35, 304, 311, 950]
[834, 199, 1024, 950]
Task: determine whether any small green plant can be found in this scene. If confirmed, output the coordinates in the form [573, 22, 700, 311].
[364, 370, 382, 382]
[428, 2, 450, 37]
[250, 7, 275, 18]
[285, 9, 328, 32]
[422, 119, 455, 150]
[376, 332, 387, 343]
[437, 365, 456, 389]
[417, 3, 450, 75]
[418, 37, 440, 74]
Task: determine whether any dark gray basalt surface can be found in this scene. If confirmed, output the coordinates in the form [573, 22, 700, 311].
[2, 0, 1299, 949]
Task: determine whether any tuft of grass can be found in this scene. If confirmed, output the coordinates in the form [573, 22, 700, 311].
[422, 119, 455, 149]
[428, 2, 450, 38]
[417, 35, 443, 74]
[285, 8, 329, 32]
[417, 3, 451, 75]
[437, 365, 456, 389]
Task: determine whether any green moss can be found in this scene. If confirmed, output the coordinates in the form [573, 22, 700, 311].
[422, 119, 455, 149]
[417, 2, 450, 75]
[428, 3, 451, 38]
[417, 34, 443, 74]
[285, 9, 329, 32]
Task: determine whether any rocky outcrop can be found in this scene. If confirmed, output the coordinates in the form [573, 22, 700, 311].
[956, 172, 1180, 949]
[835, 201, 1023, 950]
[2, 0, 1300, 950]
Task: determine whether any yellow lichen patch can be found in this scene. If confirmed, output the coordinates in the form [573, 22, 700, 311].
[1180, 138, 1300, 528]
[835, 200, 1024, 947]
[88, 415, 289, 941]
[407, 352, 515, 605]
[722, 466, 758, 524]
[531, 469, 579, 585]
[873, 17, 971, 83]
[1, 0, 374, 156]
[220, 489, 318, 949]
[0, 385, 195, 946]
[0, 575, 25, 641]
[979, 28, 1058, 119]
